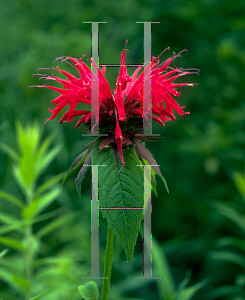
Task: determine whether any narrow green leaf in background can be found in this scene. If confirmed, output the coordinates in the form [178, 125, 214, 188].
[0, 249, 9, 259]
[175, 278, 208, 300]
[28, 283, 58, 300]
[0, 189, 24, 208]
[0, 237, 25, 252]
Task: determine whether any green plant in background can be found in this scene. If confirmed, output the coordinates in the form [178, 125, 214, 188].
[207, 170, 245, 300]
[0, 121, 71, 299]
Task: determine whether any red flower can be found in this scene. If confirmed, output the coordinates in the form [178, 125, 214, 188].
[33, 44, 198, 166]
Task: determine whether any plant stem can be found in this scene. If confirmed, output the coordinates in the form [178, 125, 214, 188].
[102, 225, 114, 300]
[25, 187, 34, 300]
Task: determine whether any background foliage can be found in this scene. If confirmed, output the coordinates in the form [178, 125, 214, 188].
[0, 0, 244, 299]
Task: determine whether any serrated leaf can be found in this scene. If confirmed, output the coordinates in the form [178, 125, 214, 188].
[91, 139, 144, 263]
[78, 281, 99, 300]
[75, 151, 92, 199]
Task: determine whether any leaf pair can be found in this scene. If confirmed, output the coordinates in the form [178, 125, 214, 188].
[69, 137, 168, 263]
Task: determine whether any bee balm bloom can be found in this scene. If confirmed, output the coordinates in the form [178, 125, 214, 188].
[33, 45, 198, 165]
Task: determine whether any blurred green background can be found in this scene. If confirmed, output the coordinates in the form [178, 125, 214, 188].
[0, 0, 245, 299]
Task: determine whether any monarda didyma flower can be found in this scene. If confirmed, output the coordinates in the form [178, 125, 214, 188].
[32, 42, 198, 264]
[33, 42, 198, 174]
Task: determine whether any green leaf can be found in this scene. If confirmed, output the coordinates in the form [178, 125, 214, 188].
[175, 278, 208, 300]
[0, 219, 31, 235]
[15, 120, 40, 155]
[141, 158, 158, 198]
[36, 211, 80, 239]
[0, 249, 9, 259]
[147, 230, 175, 299]
[0, 211, 19, 226]
[91, 139, 144, 263]
[36, 135, 53, 162]
[215, 237, 245, 251]
[232, 171, 245, 201]
[212, 200, 245, 233]
[35, 144, 62, 178]
[0, 142, 19, 162]
[12, 273, 30, 291]
[12, 164, 31, 197]
[78, 281, 99, 300]
[0, 209, 64, 235]
[28, 283, 58, 300]
[208, 250, 245, 269]
[75, 151, 92, 199]
[64, 148, 91, 185]
[207, 285, 245, 299]
[34, 172, 65, 198]
[0, 268, 28, 294]
[62, 139, 99, 184]
[0, 189, 24, 208]
[22, 186, 62, 219]
[151, 167, 158, 197]
[0, 237, 25, 252]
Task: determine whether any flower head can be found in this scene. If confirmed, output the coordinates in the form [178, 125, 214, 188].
[33, 44, 198, 166]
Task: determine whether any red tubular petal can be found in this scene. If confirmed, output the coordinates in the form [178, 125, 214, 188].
[55, 67, 77, 81]
[59, 112, 69, 123]
[85, 112, 91, 123]
[51, 94, 67, 104]
[114, 92, 126, 121]
[115, 113, 123, 140]
[75, 115, 87, 128]
[115, 139, 125, 165]
[152, 115, 166, 126]
[69, 57, 88, 79]
[43, 85, 69, 95]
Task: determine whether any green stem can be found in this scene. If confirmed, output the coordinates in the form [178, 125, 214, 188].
[102, 225, 114, 300]
[25, 187, 34, 300]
